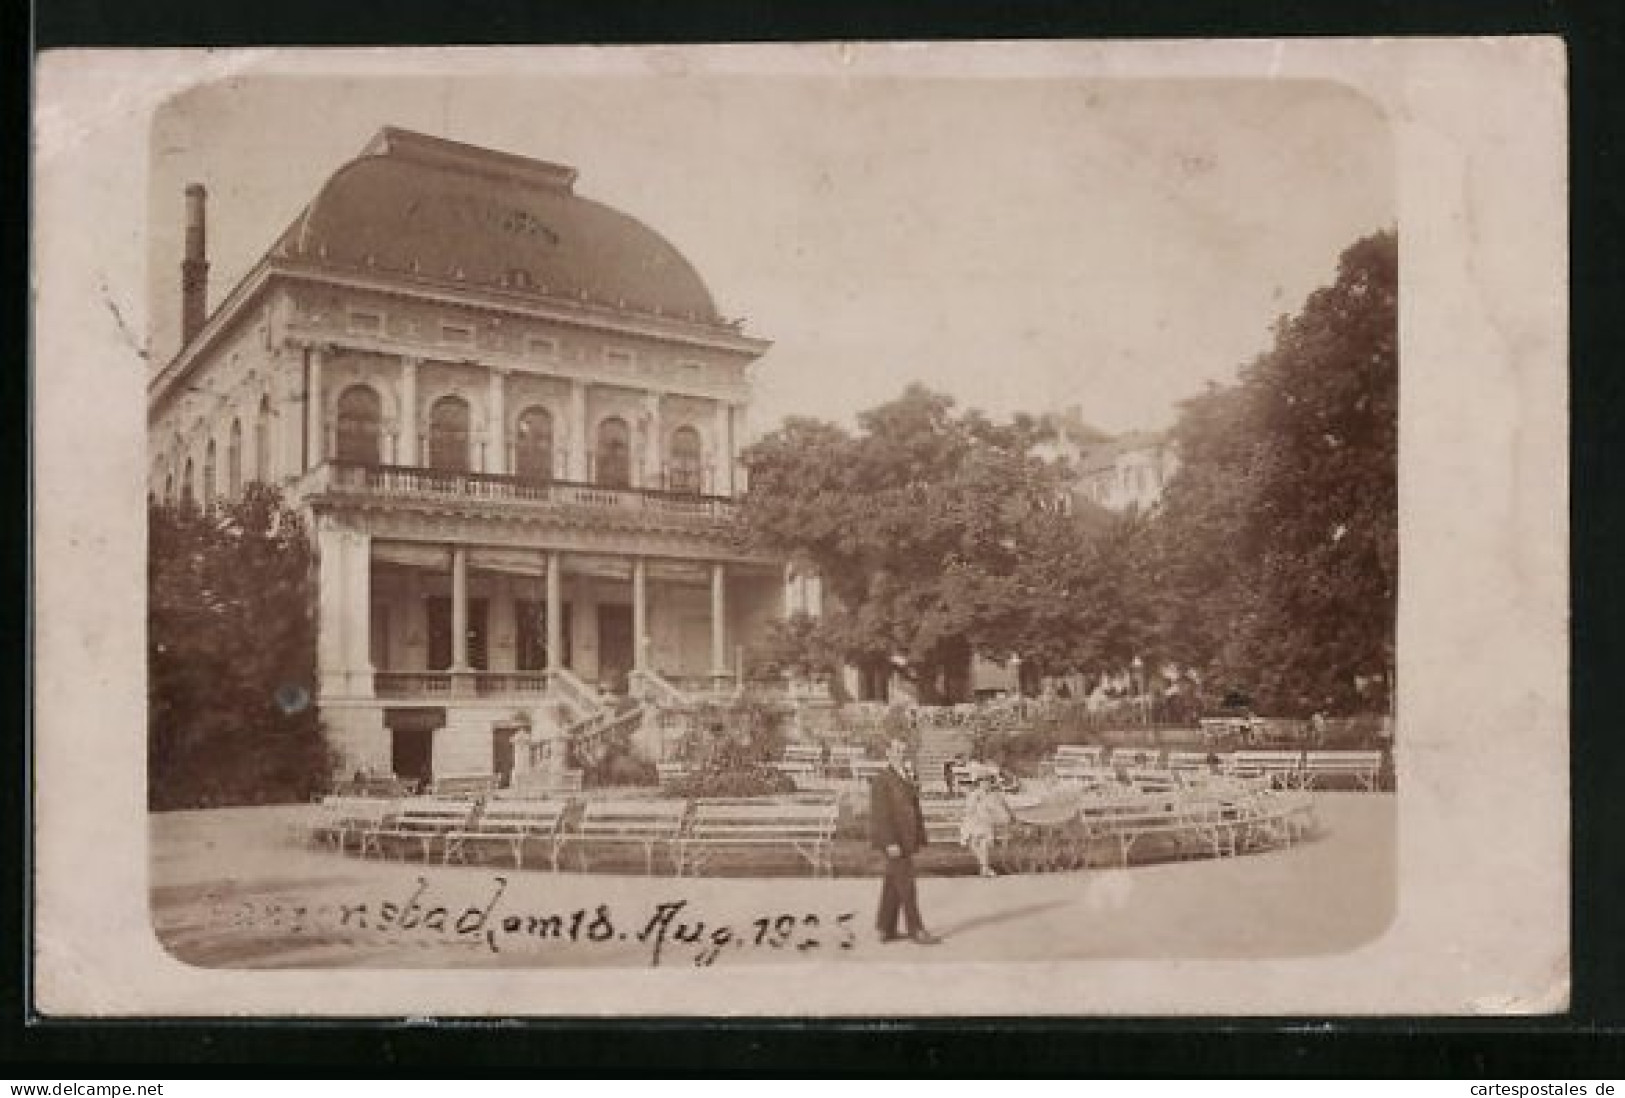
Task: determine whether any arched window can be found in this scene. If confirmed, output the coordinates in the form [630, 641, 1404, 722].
[428, 395, 471, 472]
[668, 425, 703, 494]
[335, 384, 383, 466]
[514, 406, 554, 482]
[203, 440, 217, 504]
[182, 458, 196, 505]
[595, 416, 630, 488]
[227, 419, 243, 497]
[255, 396, 272, 481]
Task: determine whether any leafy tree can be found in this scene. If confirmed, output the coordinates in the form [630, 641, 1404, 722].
[148, 483, 332, 808]
[1155, 230, 1398, 715]
[742, 385, 1072, 702]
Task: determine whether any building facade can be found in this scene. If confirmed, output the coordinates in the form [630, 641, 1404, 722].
[1074, 430, 1180, 512]
[147, 128, 786, 786]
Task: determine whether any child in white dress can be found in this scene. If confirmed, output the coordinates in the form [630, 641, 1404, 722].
[959, 776, 1014, 877]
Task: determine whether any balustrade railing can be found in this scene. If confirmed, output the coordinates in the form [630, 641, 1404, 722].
[546, 667, 605, 722]
[374, 670, 551, 698]
[373, 672, 454, 697]
[629, 669, 691, 708]
[321, 461, 739, 520]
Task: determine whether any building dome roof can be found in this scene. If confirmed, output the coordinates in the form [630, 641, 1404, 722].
[273, 127, 722, 324]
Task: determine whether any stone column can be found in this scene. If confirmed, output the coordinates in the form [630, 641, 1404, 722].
[569, 380, 588, 481]
[399, 355, 419, 466]
[632, 557, 648, 672]
[306, 345, 325, 470]
[711, 562, 728, 677]
[732, 403, 749, 492]
[347, 530, 375, 696]
[450, 546, 470, 679]
[643, 392, 663, 490]
[545, 551, 563, 672]
[487, 366, 507, 475]
[715, 401, 735, 496]
[315, 520, 348, 698]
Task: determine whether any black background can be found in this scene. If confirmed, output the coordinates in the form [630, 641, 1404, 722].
[11, 0, 1625, 1077]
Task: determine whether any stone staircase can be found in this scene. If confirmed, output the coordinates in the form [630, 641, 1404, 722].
[915, 726, 974, 795]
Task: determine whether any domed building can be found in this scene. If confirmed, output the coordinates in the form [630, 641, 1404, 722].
[147, 127, 786, 788]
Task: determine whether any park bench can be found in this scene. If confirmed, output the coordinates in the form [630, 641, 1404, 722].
[771, 759, 820, 789]
[1054, 744, 1105, 764]
[359, 797, 480, 862]
[566, 798, 691, 874]
[1053, 761, 1116, 790]
[1227, 787, 1318, 852]
[428, 773, 499, 798]
[920, 795, 967, 846]
[442, 797, 570, 870]
[1123, 768, 1182, 795]
[851, 759, 889, 783]
[781, 744, 824, 767]
[827, 745, 865, 775]
[677, 797, 840, 877]
[1165, 750, 1215, 775]
[1228, 750, 1307, 789]
[655, 762, 691, 790]
[1077, 791, 1228, 866]
[1304, 750, 1383, 791]
[309, 795, 398, 853]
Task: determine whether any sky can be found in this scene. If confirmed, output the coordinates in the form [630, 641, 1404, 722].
[147, 68, 1393, 438]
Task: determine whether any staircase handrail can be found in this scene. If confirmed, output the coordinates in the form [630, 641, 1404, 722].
[547, 667, 605, 723]
[628, 668, 690, 709]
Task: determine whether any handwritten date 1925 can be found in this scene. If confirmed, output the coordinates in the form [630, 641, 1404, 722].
[639, 901, 856, 966]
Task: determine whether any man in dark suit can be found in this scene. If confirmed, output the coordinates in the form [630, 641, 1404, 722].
[869, 737, 943, 945]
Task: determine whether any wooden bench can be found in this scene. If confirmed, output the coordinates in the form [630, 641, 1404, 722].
[1227, 788, 1319, 851]
[359, 798, 479, 862]
[678, 798, 840, 877]
[1228, 750, 1307, 789]
[442, 798, 570, 870]
[851, 759, 888, 783]
[1077, 792, 1230, 866]
[567, 798, 690, 874]
[655, 762, 691, 789]
[771, 760, 820, 789]
[309, 795, 398, 853]
[1165, 750, 1215, 774]
[429, 773, 499, 798]
[1053, 745, 1105, 768]
[1304, 750, 1383, 791]
[920, 796, 966, 846]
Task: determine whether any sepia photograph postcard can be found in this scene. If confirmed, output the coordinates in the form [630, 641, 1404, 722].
[31, 39, 1568, 1016]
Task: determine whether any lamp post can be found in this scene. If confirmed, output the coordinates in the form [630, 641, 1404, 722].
[1009, 654, 1023, 700]
[1131, 655, 1145, 726]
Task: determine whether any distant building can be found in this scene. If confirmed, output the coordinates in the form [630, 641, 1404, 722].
[1074, 430, 1179, 512]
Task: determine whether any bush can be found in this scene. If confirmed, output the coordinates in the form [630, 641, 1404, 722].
[669, 765, 797, 800]
[585, 752, 658, 789]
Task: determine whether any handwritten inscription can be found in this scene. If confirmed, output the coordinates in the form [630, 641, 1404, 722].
[203, 877, 858, 967]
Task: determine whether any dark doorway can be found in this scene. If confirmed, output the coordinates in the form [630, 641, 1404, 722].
[515, 599, 573, 671]
[598, 603, 634, 692]
[492, 725, 518, 788]
[426, 597, 489, 671]
[384, 707, 444, 789]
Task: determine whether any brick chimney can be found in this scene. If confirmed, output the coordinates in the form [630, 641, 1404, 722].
[181, 183, 209, 345]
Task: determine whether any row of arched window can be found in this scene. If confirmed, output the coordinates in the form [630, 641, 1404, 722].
[160, 396, 275, 506]
[334, 384, 707, 493]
